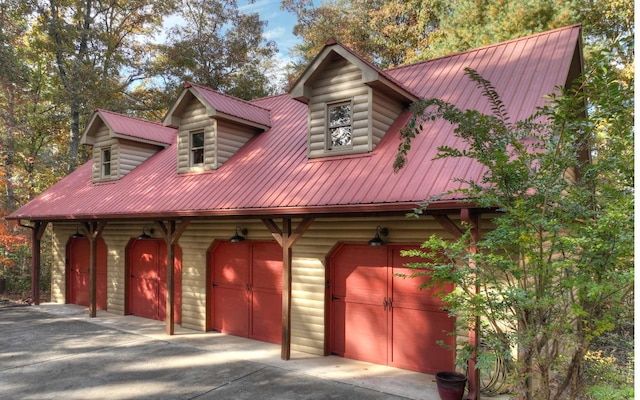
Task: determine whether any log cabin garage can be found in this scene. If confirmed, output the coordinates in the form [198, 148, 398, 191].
[9, 26, 584, 394]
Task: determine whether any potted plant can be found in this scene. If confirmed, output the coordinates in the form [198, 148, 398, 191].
[435, 371, 467, 400]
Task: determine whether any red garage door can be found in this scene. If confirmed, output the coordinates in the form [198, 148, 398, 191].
[329, 243, 455, 374]
[209, 241, 282, 344]
[67, 237, 108, 310]
[128, 239, 182, 323]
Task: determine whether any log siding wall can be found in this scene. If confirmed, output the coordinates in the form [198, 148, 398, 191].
[308, 59, 371, 158]
[177, 99, 215, 173]
[49, 214, 498, 355]
[306, 57, 407, 159]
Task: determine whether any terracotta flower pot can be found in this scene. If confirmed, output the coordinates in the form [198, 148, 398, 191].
[435, 371, 467, 400]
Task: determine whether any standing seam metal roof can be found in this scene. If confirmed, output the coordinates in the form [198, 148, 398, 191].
[9, 25, 582, 221]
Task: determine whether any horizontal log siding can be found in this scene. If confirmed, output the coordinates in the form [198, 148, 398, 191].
[372, 91, 404, 146]
[216, 120, 256, 167]
[117, 140, 161, 177]
[91, 125, 118, 182]
[48, 213, 499, 356]
[177, 98, 214, 173]
[308, 58, 372, 158]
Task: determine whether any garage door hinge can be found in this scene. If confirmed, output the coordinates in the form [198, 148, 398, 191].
[212, 283, 218, 287]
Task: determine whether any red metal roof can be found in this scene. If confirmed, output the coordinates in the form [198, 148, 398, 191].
[96, 109, 175, 145]
[10, 25, 581, 221]
[185, 82, 272, 128]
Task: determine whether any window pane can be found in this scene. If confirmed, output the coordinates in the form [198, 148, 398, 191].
[192, 148, 204, 165]
[192, 132, 204, 147]
[329, 104, 351, 127]
[330, 126, 352, 147]
[102, 149, 111, 177]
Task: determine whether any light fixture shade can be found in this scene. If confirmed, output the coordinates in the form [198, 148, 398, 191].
[230, 226, 248, 242]
[137, 227, 153, 240]
[368, 226, 389, 246]
[71, 230, 85, 239]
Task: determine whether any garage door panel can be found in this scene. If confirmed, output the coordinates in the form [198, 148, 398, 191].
[333, 245, 386, 298]
[210, 241, 282, 344]
[130, 277, 159, 319]
[391, 267, 450, 311]
[129, 239, 182, 322]
[213, 287, 248, 336]
[343, 302, 387, 365]
[391, 307, 455, 374]
[252, 243, 282, 293]
[214, 242, 250, 286]
[251, 291, 281, 343]
[330, 243, 455, 374]
[68, 238, 107, 310]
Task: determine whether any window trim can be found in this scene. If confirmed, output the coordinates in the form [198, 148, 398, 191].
[101, 147, 112, 178]
[325, 100, 353, 151]
[190, 130, 205, 167]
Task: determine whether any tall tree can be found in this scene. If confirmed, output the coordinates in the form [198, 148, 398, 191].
[29, 0, 172, 172]
[146, 0, 279, 101]
[282, 0, 446, 71]
[394, 46, 633, 398]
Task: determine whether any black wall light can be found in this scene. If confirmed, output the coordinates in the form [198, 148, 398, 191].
[368, 226, 389, 246]
[71, 227, 85, 239]
[137, 227, 154, 239]
[230, 226, 248, 242]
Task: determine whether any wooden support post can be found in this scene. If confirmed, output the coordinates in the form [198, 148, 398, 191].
[79, 221, 107, 318]
[461, 208, 481, 400]
[155, 219, 190, 335]
[262, 217, 314, 360]
[29, 221, 48, 305]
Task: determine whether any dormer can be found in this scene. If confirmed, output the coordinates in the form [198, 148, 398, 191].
[290, 40, 418, 159]
[164, 82, 271, 174]
[81, 109, 174, 183]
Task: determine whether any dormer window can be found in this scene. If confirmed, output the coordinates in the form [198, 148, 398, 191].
[327, 101, 353, 150]
[101, 148, 112, 178]
[190, 130, 205, 166]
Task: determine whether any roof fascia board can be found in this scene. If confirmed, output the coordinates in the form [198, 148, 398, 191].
[111, 132, 170, 148]
[290, 44, 416, 104]
[163, 87, 199, 127]
[79, 111, 104, 146]
[7, 201, 494, 222]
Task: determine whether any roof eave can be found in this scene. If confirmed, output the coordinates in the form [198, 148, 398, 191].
[7, 200, 493, 222]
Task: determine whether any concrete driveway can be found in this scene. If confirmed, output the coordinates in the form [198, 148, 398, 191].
[0, 304, 442, 399]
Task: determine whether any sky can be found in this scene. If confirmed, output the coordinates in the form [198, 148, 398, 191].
[237, 0, 302, 64]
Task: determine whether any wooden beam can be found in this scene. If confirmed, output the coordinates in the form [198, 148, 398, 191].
[432, 215, 464, 240]
[154, 220, 190, 335]
[261, 217, 314, 360]
[80, 221, 107, 318]
[29, 221, 48, 306]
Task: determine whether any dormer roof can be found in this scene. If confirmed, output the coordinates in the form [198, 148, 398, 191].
[81, 109, 175, 147]
[164, 82, 271, 130]
[290, 39, 419, 104]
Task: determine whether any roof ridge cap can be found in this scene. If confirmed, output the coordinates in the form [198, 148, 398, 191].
[96, 108, 170, 127]
[185, 82, 272, 113]
[386, 24, 582, 73]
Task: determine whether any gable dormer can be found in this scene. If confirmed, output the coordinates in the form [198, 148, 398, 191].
[164, 83, 271, 174]
[290, 40, 418, 159]
[81, 110, 174, 183]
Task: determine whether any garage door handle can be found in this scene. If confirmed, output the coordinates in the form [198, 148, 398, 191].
[331, 295, 342, 301]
